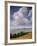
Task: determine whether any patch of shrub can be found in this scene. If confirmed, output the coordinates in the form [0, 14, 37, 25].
[10, 34, 13, 38]
[20, 32, 25, 35]
[12, 34, 16, 38]
[17, 33, 20, 37]
[10, 32, 25, 39]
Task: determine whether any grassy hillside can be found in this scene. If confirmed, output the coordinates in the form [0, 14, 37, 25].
[10, 28, 32, 39]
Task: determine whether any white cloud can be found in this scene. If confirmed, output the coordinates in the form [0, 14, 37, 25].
[10, 7, 32, 29]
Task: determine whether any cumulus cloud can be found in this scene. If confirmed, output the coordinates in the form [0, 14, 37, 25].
[10, 7, 32, 29]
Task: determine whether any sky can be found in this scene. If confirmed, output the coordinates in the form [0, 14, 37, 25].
[10, 6, 32, 29]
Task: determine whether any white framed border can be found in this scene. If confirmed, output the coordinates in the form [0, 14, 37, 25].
[5, 1, 36, 44]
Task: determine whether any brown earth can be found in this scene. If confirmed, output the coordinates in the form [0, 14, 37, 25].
[15, 32, 32, 40]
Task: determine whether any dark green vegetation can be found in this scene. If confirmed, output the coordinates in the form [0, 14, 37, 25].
[10, 32, 29, 39]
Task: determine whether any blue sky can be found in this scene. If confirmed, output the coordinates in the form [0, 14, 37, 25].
[10, 6, 32, 29]
[10, 6, 21, 15]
